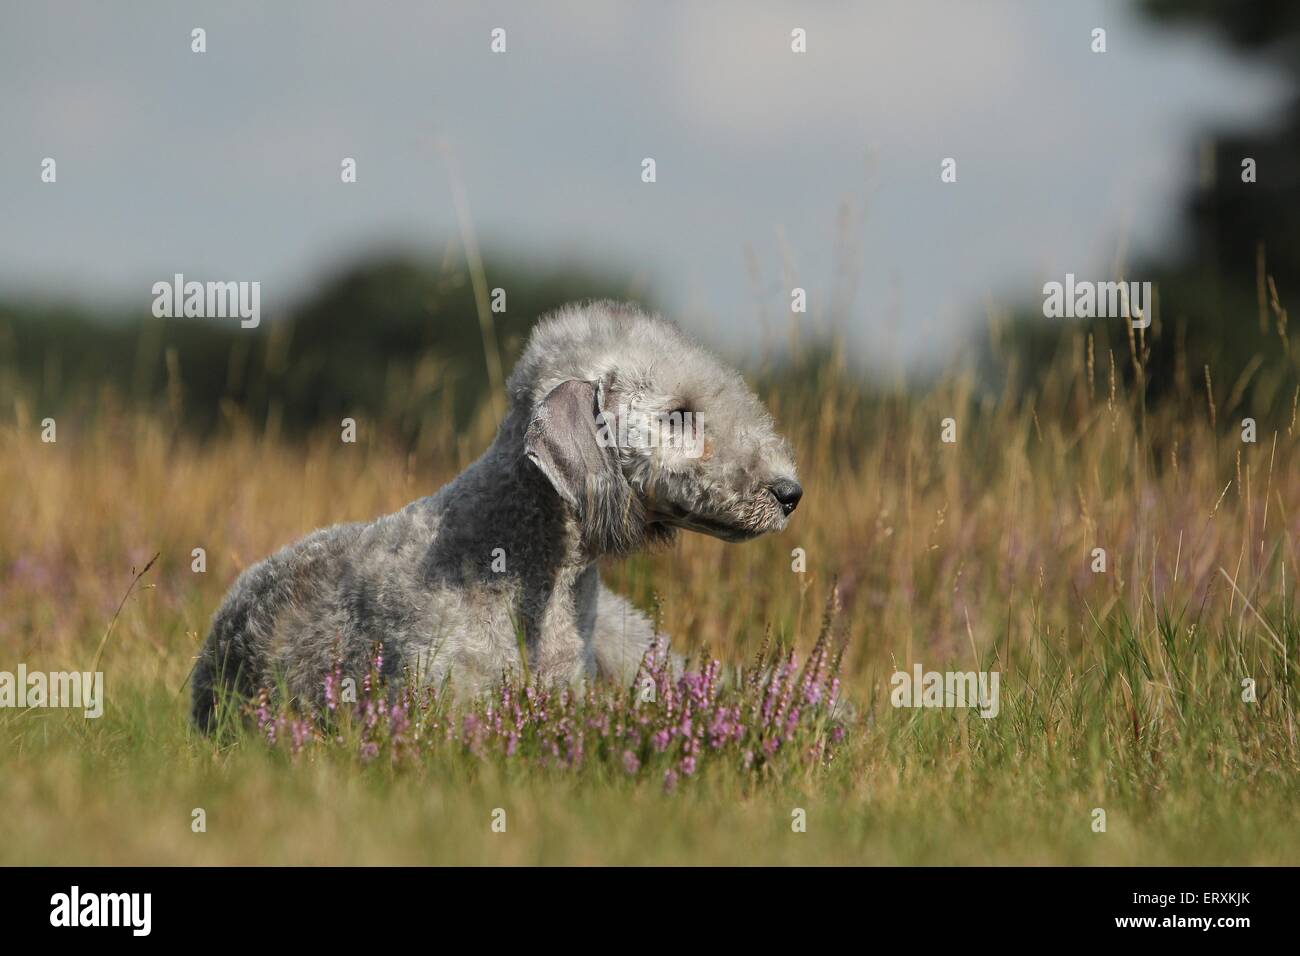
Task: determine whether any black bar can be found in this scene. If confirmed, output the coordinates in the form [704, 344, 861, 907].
[0, 866, 1276, 942]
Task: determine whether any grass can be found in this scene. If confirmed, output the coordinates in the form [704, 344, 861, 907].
[1, 323, 1298, 865]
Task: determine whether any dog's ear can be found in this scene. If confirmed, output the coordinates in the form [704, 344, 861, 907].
[525, 379, 614, 510]
[525, 379, 642, 552]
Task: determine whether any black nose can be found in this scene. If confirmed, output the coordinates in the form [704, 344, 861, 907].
[770, 478, 803, 515]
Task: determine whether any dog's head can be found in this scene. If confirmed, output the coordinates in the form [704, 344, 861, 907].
[512, 302, 801, 554]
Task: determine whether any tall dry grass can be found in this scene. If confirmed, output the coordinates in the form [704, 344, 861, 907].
[9, 326, 1295, 675]
[0, 321, 1298, 863]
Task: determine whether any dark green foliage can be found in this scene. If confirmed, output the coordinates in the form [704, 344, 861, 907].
[0, 250, 650, 439]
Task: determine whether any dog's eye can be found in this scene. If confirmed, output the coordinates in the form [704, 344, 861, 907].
[659, 405, 702, 451]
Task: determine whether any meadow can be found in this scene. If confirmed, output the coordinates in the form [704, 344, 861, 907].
[1, 318, 1298, 865]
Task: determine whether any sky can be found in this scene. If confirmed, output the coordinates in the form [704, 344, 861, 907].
[0, 0, 1288, 372]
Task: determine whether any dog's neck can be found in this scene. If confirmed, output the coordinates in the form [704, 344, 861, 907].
[434, 409, 598, 570]
[481, 409, 600, 679]
[420, 403, 647, 684]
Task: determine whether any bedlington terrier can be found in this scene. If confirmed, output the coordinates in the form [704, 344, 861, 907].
[191, 301, 802, 730]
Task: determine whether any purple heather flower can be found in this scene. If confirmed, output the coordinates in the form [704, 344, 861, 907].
[250, 612, 852, 781]
[784, 707, 801, 736]
[254, 692, 272, 732]
[462, 713, 481, 741]
[708, 707, 735, 748]
[289, 719, 310, 754]
[389, 704, 410, 742]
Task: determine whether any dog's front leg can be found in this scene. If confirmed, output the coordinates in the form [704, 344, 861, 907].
[531, 630, 590, 687]
[589, 582, 671, 687]
[528, 563, 598, 687]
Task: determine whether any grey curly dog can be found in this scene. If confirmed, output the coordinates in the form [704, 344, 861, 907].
[191, 301, 802, 730]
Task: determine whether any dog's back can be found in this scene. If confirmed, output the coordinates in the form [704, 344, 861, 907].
[190, 465, 551, 729]
[191, 522, 366, 731]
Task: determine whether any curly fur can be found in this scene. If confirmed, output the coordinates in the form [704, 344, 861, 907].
[191, 301, 800, 731]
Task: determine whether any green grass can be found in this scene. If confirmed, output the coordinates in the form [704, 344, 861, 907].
[1, 602, 1295, 865]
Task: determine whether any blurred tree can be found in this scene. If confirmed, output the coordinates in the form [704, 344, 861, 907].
[1138, 0, 1300, 416]
[1143, 0, 1300, 299]
[979, 0, 1300, 422]
[0, 250, 650, 440]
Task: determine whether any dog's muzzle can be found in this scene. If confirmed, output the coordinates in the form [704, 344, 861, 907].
[769, 478, 803, 516]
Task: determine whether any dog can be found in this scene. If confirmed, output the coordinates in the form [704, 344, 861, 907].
[191, 301, 801, 730]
